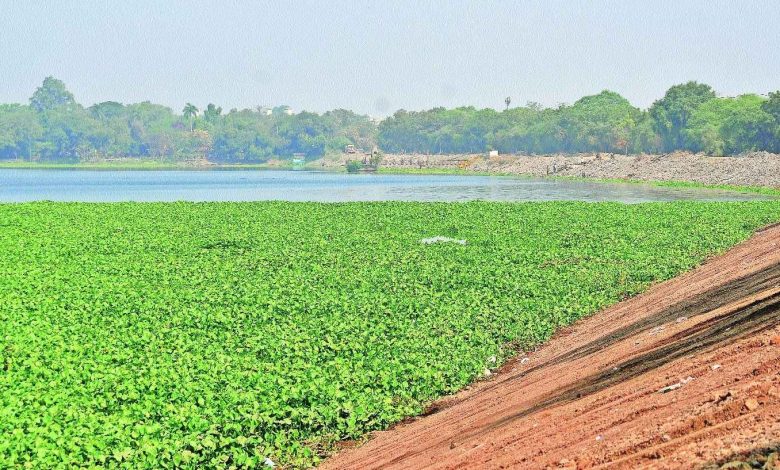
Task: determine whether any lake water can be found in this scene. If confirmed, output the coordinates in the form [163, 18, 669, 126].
[0, 169, 772, 203]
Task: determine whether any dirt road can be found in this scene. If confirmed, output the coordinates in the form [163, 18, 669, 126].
[322, 224, 780, 469]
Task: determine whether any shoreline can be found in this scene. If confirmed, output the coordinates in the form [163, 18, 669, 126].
[337, 151, 780, 195]
[4, 152, 780, 197]
[380, 169, 780, 196]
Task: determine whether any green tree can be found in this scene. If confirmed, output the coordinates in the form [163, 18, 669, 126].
[762, 91, 780, 121]
[0, 105, 43, 160]
[649, 81, 716, 151]
[127, 102, 179, 158]
[89, 101, 125, 120]
[276, 111, 331, 157]
[37, 106, 99, 161]
[323, 109, 377, 151]
[203, 103, 222, 125]
[565, 90, 642, 153]
[762, 91, 780, 152]
[26, 77, 105, 161]
[209, 109, 277, 162]
[87, 102, 134, 157]
[491, 107, 540, 153]
[630, 113, 662, 154]
[29, 76, 77, 113]
[685, 95, 773, 155]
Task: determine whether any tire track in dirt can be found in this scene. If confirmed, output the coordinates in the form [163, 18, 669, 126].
[480, 288, 779, 434]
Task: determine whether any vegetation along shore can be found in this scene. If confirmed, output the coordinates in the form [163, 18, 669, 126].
[1, 78, 779, 167]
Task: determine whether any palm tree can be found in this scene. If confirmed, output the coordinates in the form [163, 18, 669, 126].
[504, 96, 511, 110]
[183, 103, 199, 132]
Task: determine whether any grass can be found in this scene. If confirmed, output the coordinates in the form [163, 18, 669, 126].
[2, 201, 780, 468]
[648, 180, 780, 196]
[541, 174, 780, 196]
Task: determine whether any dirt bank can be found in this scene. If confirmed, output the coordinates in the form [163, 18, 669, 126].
[321, 152, 780, 188]
[322, 224, 780, 469]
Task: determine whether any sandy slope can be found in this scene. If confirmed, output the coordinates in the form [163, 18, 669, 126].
[322, 224, 780, 469]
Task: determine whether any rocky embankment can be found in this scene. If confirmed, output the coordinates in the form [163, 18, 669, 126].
[324, 152, 780, 188]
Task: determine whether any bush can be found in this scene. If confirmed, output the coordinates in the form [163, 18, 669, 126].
[345, 160, 362, 173]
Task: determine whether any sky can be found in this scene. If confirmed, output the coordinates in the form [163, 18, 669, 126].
[1, 1, 779, 117]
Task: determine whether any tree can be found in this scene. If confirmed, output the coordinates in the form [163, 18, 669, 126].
[26, 77, 103, 162]
[762, 91, 780, 122]
[29, 76, 77, 113]
[321, 108, 377, 152]
[88, 102, 133, 157]
[37, 106, 99, 161]
[183, 103, 199, 132]
[649, 81, 716, 151]
[209, 109, 276, 162]
[276, 111, 331, 157]
[630, 114, 662, 154]
[89, 101, 125, 120]
[720, 102, 774, 154]
[504, 97, 511, 110]
[124, 102, 178, 157]
[762, 91, 780, 152]
[0, 105, 43, 160]
[203, 103, 222, 125]
[685, 95, 773, 155]
[564, 90, 642, 153]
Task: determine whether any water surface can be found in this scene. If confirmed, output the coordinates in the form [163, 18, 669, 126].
[0, 169, 771, 203]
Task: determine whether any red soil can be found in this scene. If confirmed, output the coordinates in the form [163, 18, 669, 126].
[323, 224, 780, 469]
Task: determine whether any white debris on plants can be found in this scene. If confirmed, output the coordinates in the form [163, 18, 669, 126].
[420, 236, 467, 245]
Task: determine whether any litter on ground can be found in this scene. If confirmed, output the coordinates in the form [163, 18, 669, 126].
[420, 236, 467, 245]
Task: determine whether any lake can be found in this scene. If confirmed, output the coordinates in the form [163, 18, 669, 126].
[0, 169, 772, 203]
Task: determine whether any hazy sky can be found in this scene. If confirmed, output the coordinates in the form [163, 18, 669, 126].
[1, 1, 779, 116]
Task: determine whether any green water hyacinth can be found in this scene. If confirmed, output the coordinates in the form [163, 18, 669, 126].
[2, 201, 780, 468]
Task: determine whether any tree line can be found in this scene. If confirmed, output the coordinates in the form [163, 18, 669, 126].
[0, 77, 778, 162]
[0, 77, 376, 162]
[380, 83, 780, 155]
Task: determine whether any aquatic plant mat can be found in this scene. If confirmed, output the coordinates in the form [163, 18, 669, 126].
[2, 201, 780, 468]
